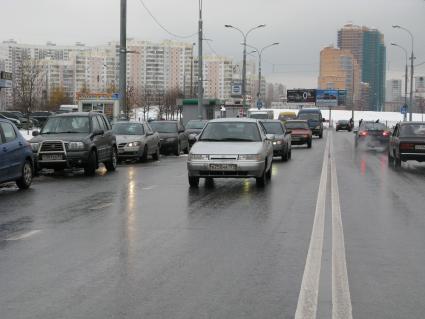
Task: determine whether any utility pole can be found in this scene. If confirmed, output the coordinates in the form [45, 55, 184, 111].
[391, 43, 409, 121]
[197, 0, 203, 120]
[119, 0, 127, 119]
[190, 43, 195, 98]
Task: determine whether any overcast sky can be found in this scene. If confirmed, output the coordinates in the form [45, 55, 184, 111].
[1, 0, 424, 88]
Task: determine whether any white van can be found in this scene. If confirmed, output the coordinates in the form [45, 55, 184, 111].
[59, 105, 78, 113]
[248, 108, 274, 120]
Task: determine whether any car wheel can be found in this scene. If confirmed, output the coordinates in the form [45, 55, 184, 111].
[152, 146, 160, 161]
[105, 147, 117, 171]
[184, 144, 189, 154]
[140, 145, 148, 162]
[394, 154, 402, 168]
[174, 142, 181, 156]
[288, 147, 292, 159]
[282, 148, 289, 162]
[307, 140, 312, 148]
[319, 132, 323, 139]
[266, 161, 272, 180]
[84, 150, 97, 176]
[256, 163, 267, 187]
[387, 150, 393, 165]
[16, 160, 33, 189]
[188, 176, 199, 187]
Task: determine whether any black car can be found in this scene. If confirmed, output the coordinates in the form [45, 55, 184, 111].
[260, 119, 292, 161]
[388, 122, 425, 168]
[354, 121, 390, 149]
[149, 120, 189, 156]
[30, 111, 53, 128]
[336, 120, 351, 131]
[0, 111, 33, 130]
[185, 120, 208, 147]
[0, 113, 22, 129]
[30, 112, 117, 175]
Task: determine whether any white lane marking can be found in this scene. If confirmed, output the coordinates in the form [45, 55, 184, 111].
[295, 136, 330, 319]
[6, 230, 42, 241]
[141, 185, 157, 190]
[89, 203, 113, 210]
[330, 133, 353, 319]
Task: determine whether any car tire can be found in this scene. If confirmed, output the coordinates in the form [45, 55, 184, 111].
[174, 142, 181, 156]
[394, 154, 402, 168]
[288, 147, 292, 159]
[266, 161, 272, 180]
[84, 150, 97, 176]
[188, 176, 199, 187]
[256, 163, 267, 187]
[307, 140, 312, 148]
[152, 146, 160, 161]
[282, 148, 289, 162]
[16, 160, 33, 189]
[387, 150, 393, 165]
[319, 132, 323, 139]
[105, 147, 117, 171]
[184, 144, 189, 154]
[140, 145, 148, 162]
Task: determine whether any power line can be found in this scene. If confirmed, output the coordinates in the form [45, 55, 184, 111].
[137, 0, 197, 39]
[205, 40, 219, 56]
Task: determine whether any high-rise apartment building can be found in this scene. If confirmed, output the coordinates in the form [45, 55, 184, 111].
[197, 56, 233, 100]
[318, 46, 360, 106]
[337, 24, 386, 111]
[385, 79, 402, 102]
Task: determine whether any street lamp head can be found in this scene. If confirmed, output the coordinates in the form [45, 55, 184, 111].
[272, 42, 280, 46]
[257, 24, 266, 28]
[225, 25, 233, 28]
[390, 42, 397, 46]
[392, 25, 401, 29]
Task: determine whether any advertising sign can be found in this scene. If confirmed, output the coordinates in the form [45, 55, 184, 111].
[337, 90, 347, 106]
[0, 71, 13, 88]
[316, 89, 338, 107]
[287, 89, 316, 103]
[231, 84, 242, 96]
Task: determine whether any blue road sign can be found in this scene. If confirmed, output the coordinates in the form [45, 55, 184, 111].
[401, 105, 407, 114]
[112, 93, 121, 100]
[256, 100, 263, 110]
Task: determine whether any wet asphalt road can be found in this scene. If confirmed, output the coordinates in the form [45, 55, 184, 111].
[1, 130, 425, 319]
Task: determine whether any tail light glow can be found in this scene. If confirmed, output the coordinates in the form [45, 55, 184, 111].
[382, 131, 390, 137]
[359, 131, 368, 137]
[400, 143, 414, 150]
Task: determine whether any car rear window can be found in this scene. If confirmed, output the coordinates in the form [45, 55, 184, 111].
[298, 113, 321, 121]
[362, 122, 386, 130]
[113, 123, 144, 135]
[285, 121, 309, 129]
[186, 120, 207, 129]
[261, 122, 284, 135]
[150, 122, 178, 133]
[400, 124, 425, 137]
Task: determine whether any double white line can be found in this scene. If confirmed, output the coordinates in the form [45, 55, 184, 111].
[295, 132, 353, 319]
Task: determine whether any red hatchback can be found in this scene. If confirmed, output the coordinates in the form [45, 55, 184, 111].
[285, 120, 313, 148]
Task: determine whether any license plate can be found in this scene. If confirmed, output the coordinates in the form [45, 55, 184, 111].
[415, 145, 425, 150]
[118, 149, 125, 154]
[42, 154, 63, 161]
[210, 164, 237, 171]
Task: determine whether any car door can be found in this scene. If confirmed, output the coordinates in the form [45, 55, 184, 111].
[143, 123, 154, 153]
[392, 125, 400, 158]
[259, 122, 272, 166]
[98, 115, 114, 158]
[91, 115, 107, 161]
[0, 124, 7, 182]
[0, 122, 22, 179]
[146, 123, 159, 151]
[178, 122, 188, 149]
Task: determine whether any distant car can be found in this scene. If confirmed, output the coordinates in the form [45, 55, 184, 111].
[149, 120, 189, 156]
[0, 118, 34, 189]
[354, 121, 390, 149]
[30, 111, 52, 128]
[248, 109, 274, 120]
[30, 112, 117, 176]
[112, 121, 160, 161]
[1, 111, 34, 130]
[260, 119, 292, 161]
[187, 118, 274, 187]
[285, 120, 313, 148]
[336, 119, 351, 132]
[185, 120, 208, 147]
[388, 122, 425, 167]
[278, 111, 297, 123]
[297, 108, 324, 138]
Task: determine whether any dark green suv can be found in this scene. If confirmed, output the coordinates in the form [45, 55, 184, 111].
[30, 112, 117, 175]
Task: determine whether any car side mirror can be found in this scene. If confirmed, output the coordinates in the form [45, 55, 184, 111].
[179, 129, 185, 133]
[146, 131, 153, 136]
[266, 134, 275, 140]
[32, 131, 39, 136]
[285, 129, 292, 135]
[92, 129, 104, 137]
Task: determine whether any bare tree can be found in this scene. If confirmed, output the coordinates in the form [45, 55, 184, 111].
[13, 56, 45, 114]
[164, 88, 184, 120]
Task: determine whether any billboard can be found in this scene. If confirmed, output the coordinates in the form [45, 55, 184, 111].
[337, 90, 347, 106]
[0, 71, 12, 88]
[287, 89, 316, 103]
[316, 89, 338, 107]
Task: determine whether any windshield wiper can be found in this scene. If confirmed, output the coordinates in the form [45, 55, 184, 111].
[220, 138, 256, 142]
[199, 138, 222, 141]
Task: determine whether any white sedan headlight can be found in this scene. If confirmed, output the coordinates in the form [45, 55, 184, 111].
[238, 154, 262, 161]
[68, 142, 85, 151]
[189, 154, 209, 160]
[127, 141, 141, 147]
[30, 143, 39, 152]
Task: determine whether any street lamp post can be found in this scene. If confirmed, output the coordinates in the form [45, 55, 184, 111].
[391, 42, 409, 121]
[246, 43, 279, 108]
[393, 25, 415, 121]
[197, 0, 203, 120]
[225, 24, 265, 113]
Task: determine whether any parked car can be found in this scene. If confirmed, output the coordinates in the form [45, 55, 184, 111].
[112, 121, 160, 161]
[0, 113, 22, 129]
[30, 112, 117, 176]
[30, 111, 52, 128]
[0, 118, 34, 189]
[354, 121, 390, 149]
[336, 119, 352, 132]
[1, 111, 34, 130]
[297, 108, 324, 138]
[248, 109, 274, 120]
[149, 120, 189, 156]
[285, 120, 313, 148]
[388, 122, 425, 168]
[185, 120, 208, 147]
[187, 118, 274, 187]
[260, 119, 292, 161]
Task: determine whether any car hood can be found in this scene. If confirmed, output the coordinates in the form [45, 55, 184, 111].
[30, 133, 89, 143]
[116, 135, 143, 144]
[191, 141, 264, 155]
[158, 132, 178, 139]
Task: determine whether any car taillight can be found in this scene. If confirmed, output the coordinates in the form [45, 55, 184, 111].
[400, 143, 414, 150]
[382, 131, 390, 137]
[359, 131, 368, 137]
